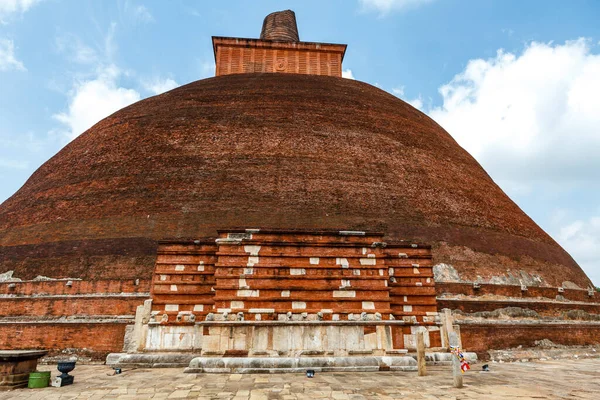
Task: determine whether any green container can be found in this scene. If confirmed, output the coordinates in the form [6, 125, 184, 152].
[28, 371, 51, 389]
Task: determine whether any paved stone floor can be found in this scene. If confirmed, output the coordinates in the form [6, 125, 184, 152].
[2, 358, 599, 399]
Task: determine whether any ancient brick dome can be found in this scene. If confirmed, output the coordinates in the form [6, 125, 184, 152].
[0, 73, 591, 288]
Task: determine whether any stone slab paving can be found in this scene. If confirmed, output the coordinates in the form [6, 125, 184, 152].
[1, 358, 599, 399]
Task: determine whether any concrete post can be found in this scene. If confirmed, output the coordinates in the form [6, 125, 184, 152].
[416, 331, 427, 376]
[449, 331, 463, 388]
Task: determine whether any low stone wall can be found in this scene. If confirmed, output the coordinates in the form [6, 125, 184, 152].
[460, 321, 600, 358]
[437, 282, 596, 303]
[437, 298, 600, 317]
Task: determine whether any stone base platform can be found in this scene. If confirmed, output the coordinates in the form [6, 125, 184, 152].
[106, 353, 201, 369]
[185, 355, 418, 373]
[106, 352, 477, 372]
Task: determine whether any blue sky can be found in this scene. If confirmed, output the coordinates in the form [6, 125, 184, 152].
[1, 0, 599, 285]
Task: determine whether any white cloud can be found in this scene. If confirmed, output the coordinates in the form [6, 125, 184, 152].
[551, 212, 600, 286]
[0, 0, 41, 22]
[0, 38, 25, 71]
[429, 38, 600, 184]
[359, 0, 434, 15]
[55, 34, 98, 64]
[131, 5, 153, 23]
[342, 69, 355, 79]
[142, 77, 179, 95]
[53, 65, 140, 140]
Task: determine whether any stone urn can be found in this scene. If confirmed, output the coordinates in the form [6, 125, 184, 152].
[56, 361, 76, 386]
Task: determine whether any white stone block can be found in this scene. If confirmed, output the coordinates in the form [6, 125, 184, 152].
[332, 314, 340, 321]
[247, 256, 259, 267]
[281, 290, 290, 297]
[340, 279, 351, 288]
[353, 269, 361, 275]
[309, 257, 320, 265]
[193, 304, 204, 312]
[413, 267, 420, 274]
[170, 285, 178, 291]
[244, 268, 254, 275]
[379, 269, 384, 275]
[237, 289, 259, 297]
[175, 264, 185, 271]
[290, 268, 306, 275]
[403, 296, 408, 302]
[362, 301, 375, 310]
[165, 304, 179, 312]
[336, 258, 349, 268]
[360, 258, 377, 266]
[217, 308, 232, 313]
[292, 301, 306, 309]
[320, 309, 333, 313]
[403, 305, 413, 312]
[416, 282, 423, 286]
[426, 278, 431, 283]
[160, 275, 167, 281]
[244, 245, 261, 256]
[333, 290, 356, 298]
[388, 268, 394, 275]
[238, 278, 247, 288]
[231, 301, 244, 309]
[197, 265, 204, 272]
[255, 314, 261, 320]
[249, 308, 275, 313]
[398, 253, 408, 258]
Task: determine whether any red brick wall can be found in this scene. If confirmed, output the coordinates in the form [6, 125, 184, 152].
[0, 279, 150, 296]
[0, 296, 145, 317]
[0, 323, 128, 359]
[460, 323, 600, 357]
[437, 282, 596, 303]
[437, 299, 600, 317]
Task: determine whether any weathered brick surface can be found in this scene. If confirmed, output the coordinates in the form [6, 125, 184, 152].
[0, 73, 588, 287]
[260, 10, 299, 42]
[460, 323, 600, 357]
[436, 282, 596, 303]
[0, 296, 144, 317]
[0, 323, 127, 360]
[148, 230, 438, 324]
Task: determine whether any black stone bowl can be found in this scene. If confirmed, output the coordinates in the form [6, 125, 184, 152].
[57, 361, 76, 378]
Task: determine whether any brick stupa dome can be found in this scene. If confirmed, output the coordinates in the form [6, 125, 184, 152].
[0, 73, 591, 288]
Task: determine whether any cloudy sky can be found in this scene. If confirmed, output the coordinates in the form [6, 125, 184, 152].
[1, 0, 599, 285]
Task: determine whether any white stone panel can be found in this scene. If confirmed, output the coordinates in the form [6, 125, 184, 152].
[193, 304, 204, 312]
[247, 256, 259, 267]
[244, 268, 254, 275]
[197, 265, 205, 272]
[249, 308, 275, 313]
[353, 269, 360, 275]
[231, 301, 244, 309]
[292, 301, 306, 309]
[160, 275, 167, 281]
[290, 268, 306, 275]
[237, 289, 259, 297]
[340, 279, 351, 288]
[309, 257, 320, 265]
[413, 267, 420, 274]
[164, 304, 179, 312]
[170, 285, 178, 291]
[362, 301, 375, 310]
[239, 278, 248, 288]
[244, 245, 261, 256]
[360, 258, 377, 266]
[333, 290, 356, 298]
[175, 264, 185, 271]
[403, 305, 413, 312]
[336, 258, 349, 268]
[281, 290, 290, 297]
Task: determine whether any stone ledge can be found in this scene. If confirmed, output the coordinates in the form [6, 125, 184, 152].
[106, 353, 201, 368]
[185, 356, 417, 373]
[196, 320, 413, 327]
